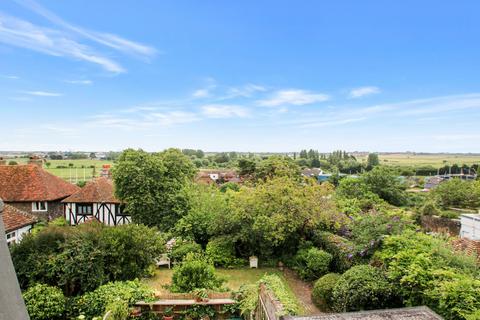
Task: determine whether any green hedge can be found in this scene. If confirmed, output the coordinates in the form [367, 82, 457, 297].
[312, 273, 340, 310]
[23, 284, 66, 320]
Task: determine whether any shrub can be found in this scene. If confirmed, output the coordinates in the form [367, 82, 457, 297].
[312, 231, 354, 273]
[293, 247, 332, 281]
[260, 274, 300, 316]
[11, 222, 164, 296]
[171, 253, 224, 292]
[23, 284, 66, 320]
[169, 240, 203, 263]
[206, 236, 241, 267]
[74, 280, 154, 319]
[332, 265, 395, 312]
[312, 273, 341, 310]
[421, 201, 440, 216]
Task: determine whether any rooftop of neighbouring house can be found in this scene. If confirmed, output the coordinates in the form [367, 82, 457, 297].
[62, 176, 120, 204]
[2, 203, 38, 233]
[0, 164, 80, 202]
[284, 307, 442, 320]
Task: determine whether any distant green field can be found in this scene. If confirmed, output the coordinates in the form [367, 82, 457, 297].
[356, 153, 480, 167]
[9, 158, 114, 183]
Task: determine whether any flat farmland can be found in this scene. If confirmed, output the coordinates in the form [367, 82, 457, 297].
[356, 153, 480, 167]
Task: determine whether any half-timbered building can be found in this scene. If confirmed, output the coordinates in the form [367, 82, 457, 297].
[62, 177, 131, 226]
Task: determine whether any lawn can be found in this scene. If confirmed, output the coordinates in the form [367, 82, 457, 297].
[143, 267, 306, 314]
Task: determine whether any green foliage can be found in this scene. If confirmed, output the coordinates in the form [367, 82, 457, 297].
[170, 253, 225, 292]
[23, 284, 66, 320]
[11, 223, 164, 296]
[293, 247, 332, 281]
[206, 236, 242, 267]
[260, 274, 300, 316]
[332, 265, 395, 312]
[312, 273, 341, 310]
[75, 280, 154, 320]
[312, 231, 354, 273]
[336, 177, 385, 213]
[104, 300, 129, 320]
[221, 177, 339, 258]
[112, 148, 196, 230]
[362, 166, 408, 206]
[254, 156, 301, 181]
[366, 153, 380, 170]
[431, 179, 480, 209]
[174, 183, 228, 246]
[421, 200, 441, 216]
[169, 239, 203, 263]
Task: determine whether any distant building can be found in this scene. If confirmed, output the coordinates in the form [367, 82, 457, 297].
[301, 168, 324, 178]
[424, 176, 445, 190]
[2, 204, 37, 245]
[196, 170, 241, 185]
[62, 177, 131, 226]
[0, 162, 79, 220]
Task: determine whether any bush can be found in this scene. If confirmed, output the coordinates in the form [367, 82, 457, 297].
[74, 280, 154, 319]
[23, 284, 66, 320]
[12, 222, 164, 296]
[293, 247, 332, 281]
[312, 231, 354, 273]
[421, 201, 440, 216]
[169, 239, 203, 263]
[312, 273, 341, 310]
[171, 253, 224, 292]
[332, 265, 395, 312]
[206, 236, 241, 267]
[260, 274, 300, 316]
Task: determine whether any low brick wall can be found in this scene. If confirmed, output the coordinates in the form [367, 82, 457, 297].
[421, 215, 460, 237]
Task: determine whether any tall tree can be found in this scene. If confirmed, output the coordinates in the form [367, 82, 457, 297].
[112, 148, 196, 230]
[366, 153, 380, 170]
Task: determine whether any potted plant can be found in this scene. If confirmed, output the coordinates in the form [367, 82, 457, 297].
[163, 306, 174, 320]
[192, 288, 209, 302]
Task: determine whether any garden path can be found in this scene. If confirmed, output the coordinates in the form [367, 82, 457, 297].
[283, 268, 321, 315]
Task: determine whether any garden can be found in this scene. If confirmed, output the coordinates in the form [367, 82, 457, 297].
[9, 149, 480, 320]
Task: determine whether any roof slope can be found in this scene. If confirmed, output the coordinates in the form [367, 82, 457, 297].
[62, 177, 120, 203]
[2, 204, 38, 233]
[0, 165, 80, 201]
[286, 307, 442, 320]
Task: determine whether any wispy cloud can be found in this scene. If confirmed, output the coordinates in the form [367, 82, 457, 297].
[300, 117, 367, 128]
[22, 90, 62, 96]
[1, 75, 19, 79]
[201, 104, 249, 118]
[0, 13, 125, 73]
[65, 79, 92, 85]
[225, 84, 266, 99]
[192, 78, 217, 98]
[349, 86, 381, 98]
[257, 89, 329, 107]
[14, 0, 157, 59]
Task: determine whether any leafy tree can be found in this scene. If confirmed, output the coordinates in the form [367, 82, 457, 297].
[431, 179, 480, 209]
[238, 158, 256, 176]
[8, 160, 18, 165]
[112, 148, 196, 229]
[366, 153, 380, 170]
[362, 166, 407, 206]
[220, 177, 338, 257]
[254, 156, 301, 181]
[293, 247, 332, 281]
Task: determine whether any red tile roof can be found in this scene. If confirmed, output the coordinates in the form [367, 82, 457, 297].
[2, 204, 37, 233]
[0, 165, 80, 202]
[62, 177, 120, 203]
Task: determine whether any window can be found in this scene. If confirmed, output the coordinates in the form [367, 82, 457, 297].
[6, 231, 16, 245]
[76, 203, 93, 215]
[115, 204, 126, 216]
[32, 201, 48, 212]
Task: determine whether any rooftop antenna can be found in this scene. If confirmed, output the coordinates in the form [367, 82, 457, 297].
[0, 199, 30, 319]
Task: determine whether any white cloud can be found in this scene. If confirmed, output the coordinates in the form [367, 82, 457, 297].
[201, 104, 249, 118]
[257, 89, 329, 107]
[349, 86, 381, 98]
[22, 90, 62, 96]
[14, 0, 156, 59]
[0, 13, 125, 73]
[193, 89, 210, 98]
[2, 75, 19, 79]
[225, 84, 266, 98]
[65, 79, 92, 85]
[150, 111, 200, 126]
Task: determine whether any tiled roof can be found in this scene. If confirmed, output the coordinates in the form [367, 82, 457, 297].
[2, 204, 37, 233]
[0, 165, 80, 201]
[62, 177, 120, 203]
[286, 307, 442, 320]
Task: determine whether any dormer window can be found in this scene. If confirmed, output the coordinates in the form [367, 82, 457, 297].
[32, 201, 48, 212]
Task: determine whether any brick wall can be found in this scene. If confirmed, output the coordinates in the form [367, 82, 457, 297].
[421, 215, 461, 237]
[6, 201, 64, 221]
[451, 238, 480, 261]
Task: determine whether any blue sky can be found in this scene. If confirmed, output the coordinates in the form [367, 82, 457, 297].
[1, 0, 479, 152]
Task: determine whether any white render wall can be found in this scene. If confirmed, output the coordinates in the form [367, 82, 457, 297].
[460, 214, 480, 240]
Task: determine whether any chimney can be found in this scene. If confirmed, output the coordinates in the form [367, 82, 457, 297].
[0, 157, 5, 165]
[28, 156, 43, 168]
